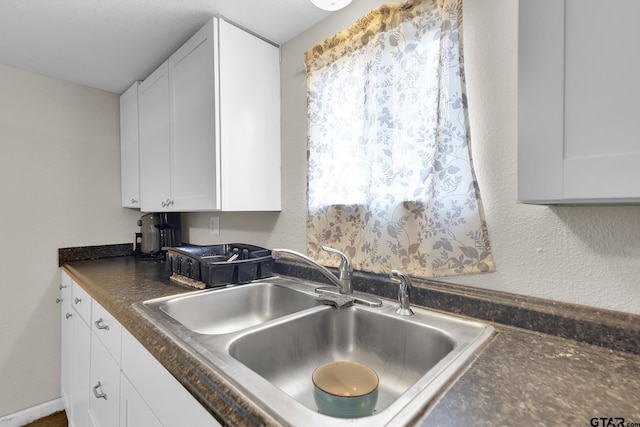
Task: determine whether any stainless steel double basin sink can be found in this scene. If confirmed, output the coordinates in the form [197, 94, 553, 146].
[136, 276, 494, 426]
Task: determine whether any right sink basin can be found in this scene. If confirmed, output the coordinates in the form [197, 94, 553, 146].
[229, 306, 457, 414]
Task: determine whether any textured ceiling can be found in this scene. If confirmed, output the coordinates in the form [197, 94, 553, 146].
[0, 0, 331, 94]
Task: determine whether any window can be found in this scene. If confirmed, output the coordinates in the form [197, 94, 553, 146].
[305, 0, 494, 278]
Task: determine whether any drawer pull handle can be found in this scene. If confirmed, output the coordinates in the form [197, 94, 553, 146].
[94, 318, 110, 331]
[56, 298, 62, 304]
[93, 382, 107, 400]
[74, 297, 82, 305]
[66, 313, 72, 319]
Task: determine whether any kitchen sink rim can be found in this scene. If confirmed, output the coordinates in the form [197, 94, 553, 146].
[133, 275, 495, 426]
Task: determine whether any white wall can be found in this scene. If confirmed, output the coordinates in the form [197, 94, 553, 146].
[0, 65, 140, 417]
[186, 0, 640, 315]
[446, 0, 640, 314]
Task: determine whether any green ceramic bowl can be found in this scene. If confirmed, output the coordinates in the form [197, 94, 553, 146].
[312, 361, 379, 418]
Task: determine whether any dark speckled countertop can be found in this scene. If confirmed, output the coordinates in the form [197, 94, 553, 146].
[62, 256, 640, 426]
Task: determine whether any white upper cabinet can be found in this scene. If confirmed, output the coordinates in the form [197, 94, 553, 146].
[139, 61, 172, 212]
[136, 17, 281, 212]
[218, 20, 281, 211]
[120, 82, 141, 208]
[518, 0, 640, 204]
[169, 17, 218, 211]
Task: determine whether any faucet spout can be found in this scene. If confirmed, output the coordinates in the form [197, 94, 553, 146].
[271, 247, 382, 307]
[271, 247, 351, 294]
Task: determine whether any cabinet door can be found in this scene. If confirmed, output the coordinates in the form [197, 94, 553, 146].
[139, 61, 172, 212]
[169, 18, 219, 211]
[218, 19, 281, 211]
[89, 334, 121, 427]
[120, 374, 163, 427]
[518, 0, 640, 204]
[121, 329, 221, 427]
[562, 0, 640, 201]
[60, 272, 73, 411]
[70, 306, 92, 427]
[120, 82, 141, 208]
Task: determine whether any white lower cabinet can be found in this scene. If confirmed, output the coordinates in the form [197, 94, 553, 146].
[121, 328, 220, 427]
[89, 334, 121, 427]
[65, 275, 92, 427]
[120, 374, 163, 427]
[60, 271, 221, 427]
[69, 306, 92, 427]
[70, 313, 92, 427]
[59, 272, 73, 411]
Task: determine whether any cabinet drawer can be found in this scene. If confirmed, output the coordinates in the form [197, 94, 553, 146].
[92, 299, 122, 364]
[60, 271, 72, 306]
[71, 280, 92, 326]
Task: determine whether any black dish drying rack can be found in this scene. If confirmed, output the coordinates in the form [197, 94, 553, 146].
[164, 244, 274, 287]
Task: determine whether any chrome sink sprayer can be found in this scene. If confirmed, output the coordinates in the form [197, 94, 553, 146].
[271, 246, 382, 307]
[390, 270, 414, 316]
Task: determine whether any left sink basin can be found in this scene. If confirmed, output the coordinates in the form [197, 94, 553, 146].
[143, 281, 319, 335]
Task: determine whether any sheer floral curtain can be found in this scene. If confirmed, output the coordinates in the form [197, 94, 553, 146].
[304, 0, 494, 278]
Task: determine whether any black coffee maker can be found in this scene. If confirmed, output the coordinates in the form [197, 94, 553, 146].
[136, 213, 181, 255]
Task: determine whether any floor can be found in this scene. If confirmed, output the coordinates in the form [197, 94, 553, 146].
[22, 411, 67, 427]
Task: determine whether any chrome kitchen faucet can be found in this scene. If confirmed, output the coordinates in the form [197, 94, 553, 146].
[271, 246, 382, 307]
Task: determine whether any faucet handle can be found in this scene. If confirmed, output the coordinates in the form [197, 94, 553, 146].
[321, 246, 353, 279]
[390, 270, 414, 316]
